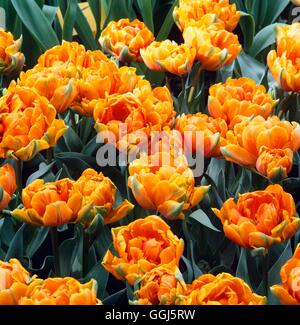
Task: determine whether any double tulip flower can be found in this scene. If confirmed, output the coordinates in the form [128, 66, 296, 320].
[12, 169, 134, 228]
[128, 151, 209, 220]
[0, 164, 16, 211]
[0, 86, 67, 161]
[268, 23, 300, 93]
[0, 29, 24, 77]
[213, 184, 300, 249]
[102, 215, 184, 285]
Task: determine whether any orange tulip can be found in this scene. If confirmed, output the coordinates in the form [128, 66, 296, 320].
[173, 0, 240, 32]
[71, 168, 134, 226]
[271, 244, 300, 305]
[0, 29, 25, 76]
[221, 115, 300, 168]
[93, 92, 146, 139]
[75, 66, 143, 116]
[212, 184, 300, 249]
[0, 259, 36, 305]
[94, 84, 176, 151]
[0, 86, 67, 161]
[180, 273, 266, 305]
[102, 215, 184, 285]
[17, 63, 79, 113]
[267, 23, 300, 93]
[132, 265, 187, 305]
[12, 178, 81, 227]
[256, 146, 293, 179]
[208, 77, 277, 127]
[183, 21, 241, 71]
[37, 41, 109, 68]
[0, 164, 16, 210]
[140, 40, 196, 76]
[99, 18, 154, 62]
[113, 66, 143, 94]
[134, 81, 175, 131]
[19, 278, 101, 305]
[128, 152, 209, 220]
[175, 112, 228, 157]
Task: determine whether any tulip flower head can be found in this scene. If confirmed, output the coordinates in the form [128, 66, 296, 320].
[272, 244, 300, 305]
[213, 184, 300, 249]
[102, 215, 184, 285]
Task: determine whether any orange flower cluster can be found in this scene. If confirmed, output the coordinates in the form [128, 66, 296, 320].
[12, 168, 133, 227]
[213, 184, 300, 249]
[0, 259, 101, 305]
[221, 115, 300, 179]
[0, 86, 67, 161]
[140, 3, 241, 74]
[102, 215, 184, 285]
[14, 41, 146, 115]
[99, 18, 154, 63]
[131, 265, 265, 305]
[182, 14, 241, 71]
[268, 23, 300, 93]
[0, 29, 24, 76]
[0, 164, 16, 211]
[271, 244, 300, 305]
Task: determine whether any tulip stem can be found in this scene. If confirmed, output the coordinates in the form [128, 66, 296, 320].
[82, 227, 90, 278]
[262, 250, 269, 297]
[46, 148, 53, 164]
[15, 159, 23, 199]
[188, 66, 203, 105]
[50, 227, 61, 276]
[70, 110, 77, 131]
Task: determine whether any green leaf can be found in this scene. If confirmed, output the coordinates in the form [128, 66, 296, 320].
[83, 263, 109, 298]
[257, 241, 292, 294]
[156, 0, 178, 41]
[239, 11, 255, 51]
[5, 223, 25, 261]
[249, 23, 286, 58]
[11, 0, 59, 50]
[181, 256, 194, 283]
[81, 136, 99, 156]
[189, 209, 220, 232]
[236, 51, 265, 83]
[42, 4, 58, 24]
[137, 0, 154, 32]
[0, 217, 15, 249]
[63, 126, 84, 152]
[236, 248, 251, 285]
[26, 161, 55, 186]
[74, 3, 99, 50]
[59, 226, 80, 276]
[87, 0, 101, 37]
[62, 0, 77, 41]
[262, 0, 289, 26]
[26, 227, 49, 258]
[102, 288, 128, 305]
